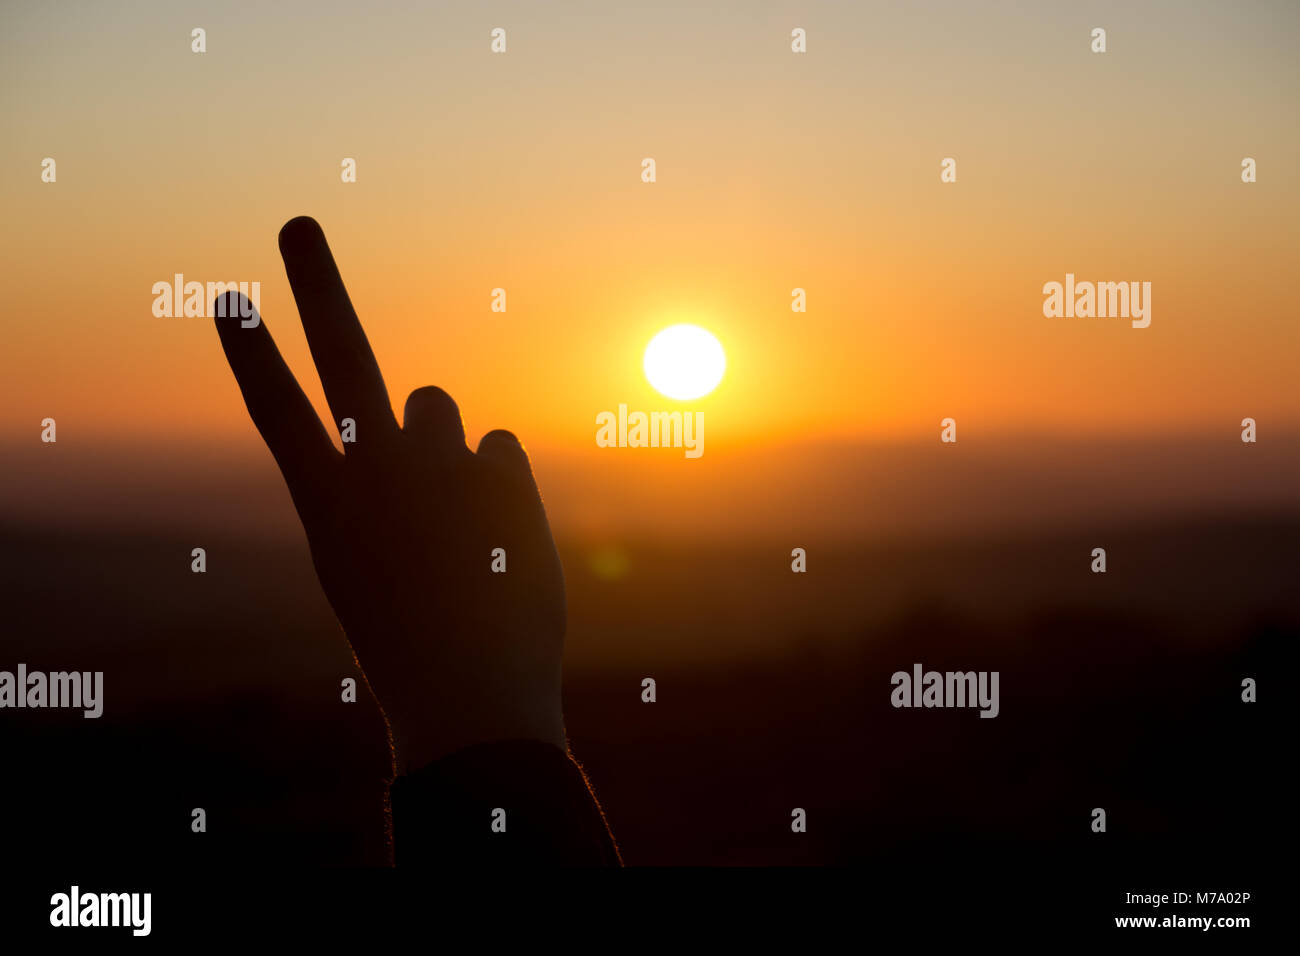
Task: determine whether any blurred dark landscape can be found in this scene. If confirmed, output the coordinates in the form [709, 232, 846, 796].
[1, 510, 1290, 874]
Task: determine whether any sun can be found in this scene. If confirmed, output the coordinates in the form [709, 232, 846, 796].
[643, 324, 726, 401]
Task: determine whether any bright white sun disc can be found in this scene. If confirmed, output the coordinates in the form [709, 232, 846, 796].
[643, 324, 726, 401]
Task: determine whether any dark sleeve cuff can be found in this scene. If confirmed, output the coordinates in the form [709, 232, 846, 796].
[390, 740, 622, 867]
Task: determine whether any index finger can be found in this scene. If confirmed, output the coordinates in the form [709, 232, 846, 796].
[213, 291, 340, 513]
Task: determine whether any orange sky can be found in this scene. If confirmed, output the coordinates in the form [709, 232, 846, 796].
[2, 0, 1297, 536]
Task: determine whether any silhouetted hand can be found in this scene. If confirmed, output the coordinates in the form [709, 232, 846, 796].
[215, 216, 566, 774]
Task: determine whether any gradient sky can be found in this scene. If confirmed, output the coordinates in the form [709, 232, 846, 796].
[2, 0, 1297, 537]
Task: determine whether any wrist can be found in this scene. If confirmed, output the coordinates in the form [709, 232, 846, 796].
[386, 706, 566, 776]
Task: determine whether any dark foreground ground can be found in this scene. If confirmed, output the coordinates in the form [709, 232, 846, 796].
[1, 511, 1289, 888]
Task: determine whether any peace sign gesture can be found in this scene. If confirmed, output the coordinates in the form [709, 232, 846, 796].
[214, 216, 567, 775]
